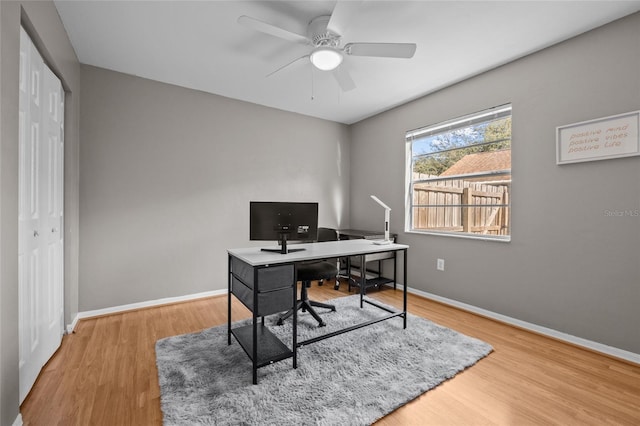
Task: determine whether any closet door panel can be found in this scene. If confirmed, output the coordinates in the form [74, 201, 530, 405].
[18, 27, 65, 403]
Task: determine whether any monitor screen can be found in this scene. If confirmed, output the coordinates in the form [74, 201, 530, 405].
[250, 201, 318, 254]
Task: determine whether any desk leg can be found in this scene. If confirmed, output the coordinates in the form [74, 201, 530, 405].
[360, 254, 365, 308]
[252, 269, 259, 385]
[346, 256, 352, 292]
[228, 255, 232, 345]
[292, 272, 297, 369]
[403, 248, 407, 329]
[393, 251, 397, 291]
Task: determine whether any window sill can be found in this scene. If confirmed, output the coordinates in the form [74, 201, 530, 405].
[406, 229, 511, 243]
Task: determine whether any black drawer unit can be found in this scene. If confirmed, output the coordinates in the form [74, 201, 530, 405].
[228, 255, 297, 384]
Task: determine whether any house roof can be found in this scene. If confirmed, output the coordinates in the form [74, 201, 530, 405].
[440, 149, 511, 177]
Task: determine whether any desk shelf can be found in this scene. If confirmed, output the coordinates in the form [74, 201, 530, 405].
[338, 230, 398, 293]
[349, 275, 395, 291]
[231, 324, 293, 367]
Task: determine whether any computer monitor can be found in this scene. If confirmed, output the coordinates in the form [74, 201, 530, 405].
[250, 201, 319, 254]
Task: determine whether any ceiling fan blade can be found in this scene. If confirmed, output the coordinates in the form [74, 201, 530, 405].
[238, 15, 310, 45]
[327, 0, 363, 35]
[332, 66, 356, 92]
[345, 42, 417, 58]
[267, 55, 309, 78]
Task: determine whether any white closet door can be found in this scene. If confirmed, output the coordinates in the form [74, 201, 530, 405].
[18, 27, 65, 403]
[41, 62, 65, 369]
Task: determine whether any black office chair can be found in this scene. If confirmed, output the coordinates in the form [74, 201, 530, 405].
[316, 227, 339, 287]
[277, 227, 339, 327]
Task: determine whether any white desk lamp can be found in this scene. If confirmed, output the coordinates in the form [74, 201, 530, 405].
[370, 195, 392, 245]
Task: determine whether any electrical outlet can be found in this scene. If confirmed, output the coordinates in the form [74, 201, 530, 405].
[437, 258, 445, 271]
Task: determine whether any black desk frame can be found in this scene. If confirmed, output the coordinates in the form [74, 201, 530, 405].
[228, 242, 408, 384]
[297, 248, 407, 348]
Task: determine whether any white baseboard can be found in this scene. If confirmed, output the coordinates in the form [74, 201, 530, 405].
[405, 285, 640, 365]
[13, 413, 23, 426]
[65, 285, 639, 365]
[66, 289, 226, 333]
[67, 315, 80, 334]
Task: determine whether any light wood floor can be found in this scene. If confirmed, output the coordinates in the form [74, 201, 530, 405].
[21, 282, 640, 425]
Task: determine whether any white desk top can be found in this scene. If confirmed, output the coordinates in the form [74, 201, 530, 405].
[228, 239, 408, 266]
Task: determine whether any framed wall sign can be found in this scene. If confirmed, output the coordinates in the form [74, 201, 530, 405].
[556, 110, 640, 165]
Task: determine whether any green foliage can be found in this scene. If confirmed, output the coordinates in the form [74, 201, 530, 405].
[413, 117, 511, 176]
[484, 117, 512, 147]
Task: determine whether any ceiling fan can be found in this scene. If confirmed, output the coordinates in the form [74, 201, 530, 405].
[237, 1, 417, 92]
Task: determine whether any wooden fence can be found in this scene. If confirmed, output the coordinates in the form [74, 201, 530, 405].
[413, 178, 510, 235]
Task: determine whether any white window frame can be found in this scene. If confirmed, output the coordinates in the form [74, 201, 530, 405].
[405, 105, 512, 242]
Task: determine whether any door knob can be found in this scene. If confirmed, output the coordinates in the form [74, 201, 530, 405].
[52, 227, 58, 233]
[33, 230, 39, 237]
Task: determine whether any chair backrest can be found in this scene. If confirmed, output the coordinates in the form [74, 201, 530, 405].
[317, 227, 338, 242]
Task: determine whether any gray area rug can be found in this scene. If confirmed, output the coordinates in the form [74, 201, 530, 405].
[155, 294, 493, 425]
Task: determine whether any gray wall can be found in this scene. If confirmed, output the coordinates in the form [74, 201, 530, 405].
[1, 6, 638, 425]
[0, 1, 80, 424]
[79, 65, 350, 311]
[350, 12, 640, 354]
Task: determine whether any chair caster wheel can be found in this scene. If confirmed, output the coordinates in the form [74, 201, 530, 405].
[334, 284, 340, 290]
[277, 319, 284, 326]
[318, 322, 326, 327]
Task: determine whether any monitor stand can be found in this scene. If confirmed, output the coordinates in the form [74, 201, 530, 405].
[260, 234, 305, 254]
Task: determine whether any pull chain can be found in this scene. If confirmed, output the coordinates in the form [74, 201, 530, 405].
[310, 66, 315, 100]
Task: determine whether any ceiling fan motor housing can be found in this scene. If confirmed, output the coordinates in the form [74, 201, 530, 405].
[308, 15, 340, 47]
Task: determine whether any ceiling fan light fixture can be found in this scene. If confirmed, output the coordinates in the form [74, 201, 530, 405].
[310, 47, 343, 71]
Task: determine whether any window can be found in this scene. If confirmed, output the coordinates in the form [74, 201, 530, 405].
[405, 105, 512, 240]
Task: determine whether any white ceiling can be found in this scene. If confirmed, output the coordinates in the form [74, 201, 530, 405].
[54, 1, 640, 124]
